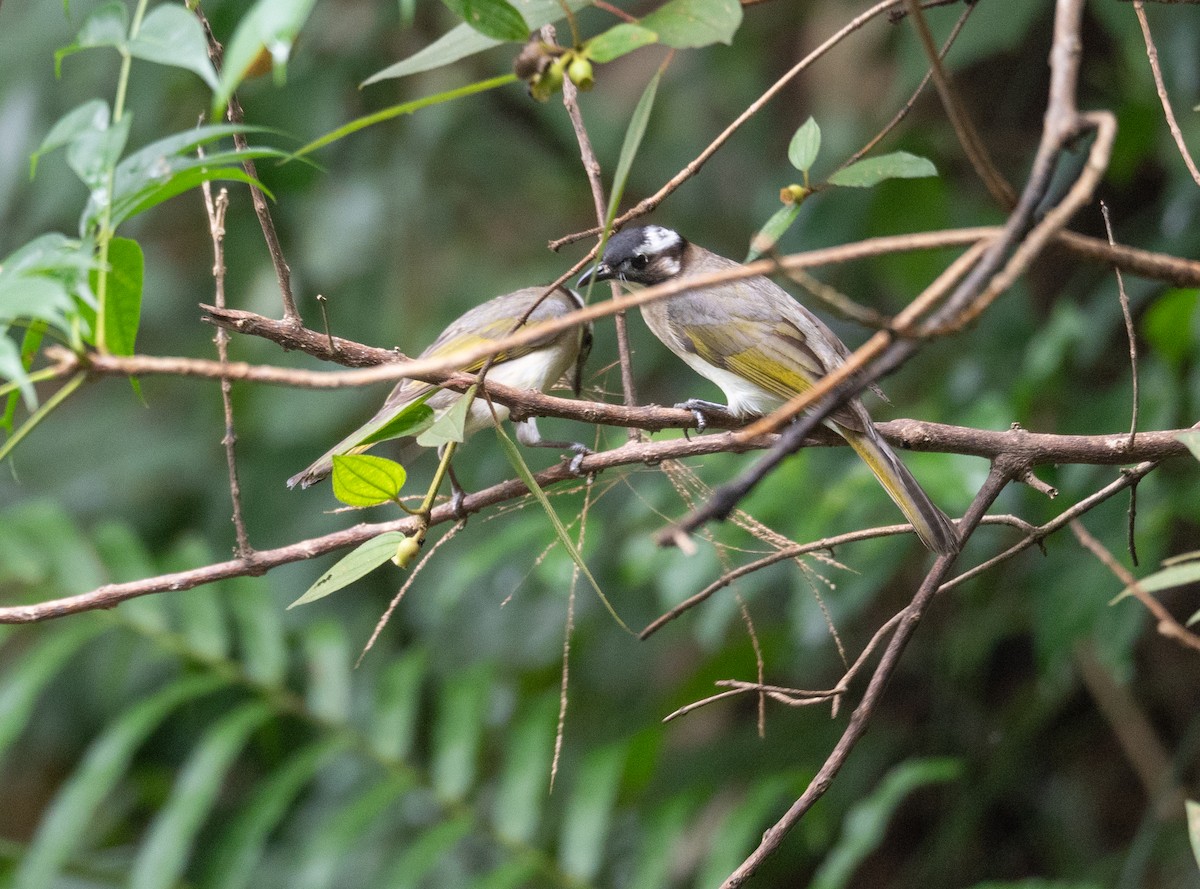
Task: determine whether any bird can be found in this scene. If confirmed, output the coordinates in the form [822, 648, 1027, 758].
[579, 224, 958, 555]
[287, 285, 593, 491]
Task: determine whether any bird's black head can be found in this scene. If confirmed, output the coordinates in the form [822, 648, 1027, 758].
[578, 225, 687, 288]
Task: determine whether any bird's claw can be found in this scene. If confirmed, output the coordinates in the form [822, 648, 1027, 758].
[449, 488, 468, 521]
[566, 443, 591, 476]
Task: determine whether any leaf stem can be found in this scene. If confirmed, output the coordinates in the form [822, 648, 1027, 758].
[0, 372, 86, 463]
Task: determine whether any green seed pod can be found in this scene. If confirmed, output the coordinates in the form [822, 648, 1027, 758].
[391, 535, 422, 568]
[567, 56, 594, 91]
[530, 55, 566, 103]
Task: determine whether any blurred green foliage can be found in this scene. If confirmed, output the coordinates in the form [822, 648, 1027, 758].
[2, 1, 1200, 887]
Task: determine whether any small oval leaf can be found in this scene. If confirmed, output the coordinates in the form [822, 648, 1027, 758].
[442, 0, 529, 42]
[746, 203, 802, 262]
[638, 0, 742, 49]
[788, 117, 821, 172]
[827, 151, 937, 188]
[586, 23, 658, 64]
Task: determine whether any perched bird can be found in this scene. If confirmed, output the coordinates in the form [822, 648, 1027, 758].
[580, 225, 957, 554]
[288, 285, 592, 490]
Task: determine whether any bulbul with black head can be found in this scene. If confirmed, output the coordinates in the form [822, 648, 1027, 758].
[579, 225, 958, 555]
[288, 285, 593, 491]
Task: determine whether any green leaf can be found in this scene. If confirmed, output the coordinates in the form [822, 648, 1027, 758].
[788, 116, 821, 172]
[810, 757, 962, 889]
[302, 619, 352, 722]
[370, 648, 428, 760]
[331, 454, 408, 507]
[431, 661, 492, 801]
[586, 23, 658, 64]
[492, 692, 558, 843]
[30, 100, 109, 177]
[55, 0, 129, 73]
[558, 741, 629, 880]
[605, 69, 662, 226]
[442, 0, 528, 42]
[13, 675, 226, 889]
[291, 74, 517, 158]
[0, 338, 37, 413]
[357, 394, 435, 446]
[639, 0, 742, 49]
[379, 816, 474, 889]
[288, 531, 408, 608]
[1176, 429, 1200, 462]
[96, 236, 143, 357]
[128, 4, 220, 90]
[0, 619, 107, 763]
[416, 384, 477, 448]
[129, 703, 275, 889]
[827, 150, 937, 188]
[1111, 558, 1200, 605]
[1187, 799, 1200, 870]
[362, 0, 589, 84]
[226, 577, 287, 685]
[105, 163, 274, 230]
[202, 739, 349, 889]
[493, 424, 632, 632]
[746, 203, 802, 262]
[0, 276, 73, 330]
[66, 112, 131, 191]
[213, 0, 318, 116]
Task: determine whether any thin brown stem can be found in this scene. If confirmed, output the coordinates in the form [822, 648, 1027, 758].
[1134, 0, 1200, 186]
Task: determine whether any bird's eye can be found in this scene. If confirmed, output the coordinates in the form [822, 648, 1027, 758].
[631, 253, 649, 270]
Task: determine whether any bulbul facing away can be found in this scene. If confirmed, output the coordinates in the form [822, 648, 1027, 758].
[288, 285, 593, 490]
[580, 225, 958, 555]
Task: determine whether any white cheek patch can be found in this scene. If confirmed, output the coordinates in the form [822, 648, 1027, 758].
[656, 255, 681, 278]
[639, 226, 682, 255]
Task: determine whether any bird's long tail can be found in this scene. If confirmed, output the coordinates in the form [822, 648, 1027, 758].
[840, 425, 959, 555]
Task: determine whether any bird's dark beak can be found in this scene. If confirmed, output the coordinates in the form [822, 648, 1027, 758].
[578, 262, 612, 287]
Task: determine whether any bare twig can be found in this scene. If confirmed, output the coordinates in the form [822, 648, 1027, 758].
[903, 0, 1016, 208]
[200, 182, 252, 558]
[1101, 201, 1140, 446]
[560, 73, 640, 432]
[1133, 0, 1200, 186]
[1070, 519, 1200, 653]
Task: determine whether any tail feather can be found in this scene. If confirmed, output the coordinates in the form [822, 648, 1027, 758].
[840, 426, 958, 555]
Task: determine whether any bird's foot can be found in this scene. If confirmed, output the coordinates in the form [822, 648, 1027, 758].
[674, 399, 732, 435]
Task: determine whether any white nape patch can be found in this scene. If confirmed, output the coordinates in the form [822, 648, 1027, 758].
[639, 225, 682, 256]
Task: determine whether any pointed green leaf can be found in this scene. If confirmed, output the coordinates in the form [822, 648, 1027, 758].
[442, 0, 528, 42]
[606, 69, 661, 226]
[370, 648, 428, 760]
[746, 203, 802, 262]
[586, 23, 658, 64]
[810, 758, 962, 889]
[357, 394, 435, 446]
[129, 5, 220, 90]
[431, 661, 492, 801]
[0, 338, 37, 413]
[788, 117, 821, 172]
[1111, 558, 1200, 605]
[66, 112, 131, 191]
[291, 75, 516, 158]
[558, 741, 629, 880]
[30, 100, 109, 177]
[213, 0, 318, 116]
[416, 384, 477, 448]
[303, 620, 352, 722]
[362, 0, 589, 84]
[55, 1, 129, 73]
[492, 692, 557, 843]
[130, 703, 275, 889]
[639, 0, 742, 49]
[13, 675, 226, 889]
[202, 739, 349, 889]
[380, 816, 474, 889]
[331, 454, 408, 507]
[0, 619, 107, 763]
[95, 237, 143, 357]
[827, 151, 937, 188]
[288, 531, 408, 608]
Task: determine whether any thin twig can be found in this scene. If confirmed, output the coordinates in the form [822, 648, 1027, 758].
[1070, 519, 1200, 653]
[1101, 201, 1140, 447]
[201, 181, 252, 558]
[195, 6, 301, 324]
[1133, 0, 1200, 186]
[903, 0, 1016, 208]
[560, 73, 641, 433]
